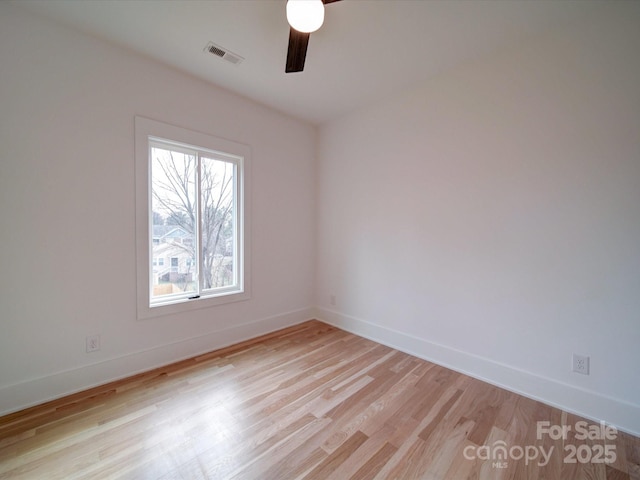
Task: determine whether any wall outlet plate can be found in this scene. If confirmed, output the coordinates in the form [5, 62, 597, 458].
[572, 353, 589, 375]
[86, 334, 101, 353]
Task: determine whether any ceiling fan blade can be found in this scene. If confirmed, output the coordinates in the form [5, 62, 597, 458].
[285, 27, 310, 73]
[322, 0, 342, 3]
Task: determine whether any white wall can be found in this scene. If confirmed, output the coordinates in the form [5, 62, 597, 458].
[0, 4, 316, 413]
[316, 5, 640, 435]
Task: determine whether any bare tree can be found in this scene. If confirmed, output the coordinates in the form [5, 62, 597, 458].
[200, 158, 234, 288]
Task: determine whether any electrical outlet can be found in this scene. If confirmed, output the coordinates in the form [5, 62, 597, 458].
[86, 334, 101, 353]
[572, 354, 589, 375]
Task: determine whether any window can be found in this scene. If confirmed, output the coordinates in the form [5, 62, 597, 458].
[135, 117, 251, 319]
[170, 257, 179, 272]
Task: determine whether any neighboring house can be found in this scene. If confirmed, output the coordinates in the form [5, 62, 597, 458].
[151, 225, 195, 286]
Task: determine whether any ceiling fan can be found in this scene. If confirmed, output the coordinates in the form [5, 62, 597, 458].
[285, 0, 342, 73]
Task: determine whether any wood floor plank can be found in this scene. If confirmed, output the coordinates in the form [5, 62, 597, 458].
[0, 320, 637, 480]
[301, 430, 368, 479]
[421, 417, 477, 479]
[350, 441, 398, 480]
[444, 438, 482, 480]
[327, 364, 423, 452]
[370, 385, 467, 479]
[417, 388, 464, 442]
[324, 423, 396, 480]
[377, 436, 430, 479]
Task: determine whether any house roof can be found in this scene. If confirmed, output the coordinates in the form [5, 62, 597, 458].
[152, 225, 189, 239]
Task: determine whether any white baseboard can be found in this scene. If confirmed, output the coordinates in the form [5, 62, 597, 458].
[0, 308, 314, 417]
[314, 307, 640, 437]
[4, 306, 638, 437]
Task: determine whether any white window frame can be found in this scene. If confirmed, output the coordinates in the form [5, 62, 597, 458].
[135, 116, 251, 319]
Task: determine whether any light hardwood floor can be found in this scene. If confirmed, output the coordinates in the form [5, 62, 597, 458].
[1, 320, 638, 479]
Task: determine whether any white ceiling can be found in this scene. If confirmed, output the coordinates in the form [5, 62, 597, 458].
[13, 0, 607, 125]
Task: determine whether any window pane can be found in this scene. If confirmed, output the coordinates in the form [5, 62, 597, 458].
[201, 157, 235, 290]
[150, 146, 198, 300]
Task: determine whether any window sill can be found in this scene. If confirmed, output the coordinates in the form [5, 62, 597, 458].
[137, 289, 251, 320]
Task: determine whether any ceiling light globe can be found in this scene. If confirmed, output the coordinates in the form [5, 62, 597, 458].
[286, 0, 325, 33]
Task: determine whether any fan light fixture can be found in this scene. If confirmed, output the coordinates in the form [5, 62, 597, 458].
[286, 0, 325, 33]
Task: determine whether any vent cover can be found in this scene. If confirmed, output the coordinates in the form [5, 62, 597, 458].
[204, 42, 244, 65]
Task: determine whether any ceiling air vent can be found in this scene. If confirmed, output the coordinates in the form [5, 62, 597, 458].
[204, 42, 244, 65]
